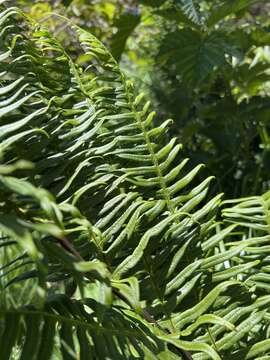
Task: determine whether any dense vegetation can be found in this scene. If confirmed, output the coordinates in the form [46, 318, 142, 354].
[1, 1, 270, 359]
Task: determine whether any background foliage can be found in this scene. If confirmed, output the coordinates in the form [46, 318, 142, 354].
[8, 0, 270, 197]
[2, 1, 270, 359]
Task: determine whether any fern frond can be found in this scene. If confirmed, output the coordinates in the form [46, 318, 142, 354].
[1, 294, 179, 360]
[1, 5, 270, 359]
[173, 0, 202, 26]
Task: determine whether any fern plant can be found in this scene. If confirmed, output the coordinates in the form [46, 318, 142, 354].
[126, 0, 270, 198]
[1, 5, 270, 359]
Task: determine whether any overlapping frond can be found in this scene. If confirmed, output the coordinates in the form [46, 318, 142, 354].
[1, 5, 270, 359]
[0, 162, 182, 359]
[1, 293, 177, 360]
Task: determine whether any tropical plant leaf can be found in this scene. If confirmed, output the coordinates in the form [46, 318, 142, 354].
[110, 10, 141, 61]
[159, 28, 235, 86]
[207, 0, 264, 27]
